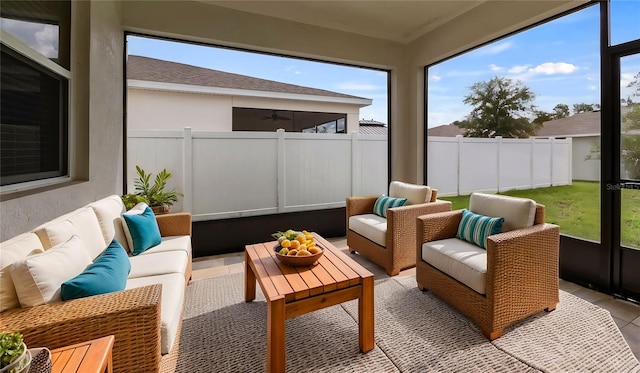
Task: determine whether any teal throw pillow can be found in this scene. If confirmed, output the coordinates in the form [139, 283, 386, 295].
[457, 209, 504, 249]
[373, 195, 408, 218]
[122, 206, 162, 255]
[61, 240, 131, 300]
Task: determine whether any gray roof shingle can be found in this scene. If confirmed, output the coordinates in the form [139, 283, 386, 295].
[127, 55, 366, 100]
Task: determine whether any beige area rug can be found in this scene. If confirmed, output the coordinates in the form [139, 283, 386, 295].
[176, 273, 640, 372]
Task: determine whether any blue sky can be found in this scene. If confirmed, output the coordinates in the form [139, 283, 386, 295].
[127, 1, 639, 129]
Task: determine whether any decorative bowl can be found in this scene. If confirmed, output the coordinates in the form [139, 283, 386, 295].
[274, 244, 324, 267]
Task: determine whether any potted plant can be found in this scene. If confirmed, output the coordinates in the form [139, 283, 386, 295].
[0, 332, 29, 373]
[122, 165, 183, 214]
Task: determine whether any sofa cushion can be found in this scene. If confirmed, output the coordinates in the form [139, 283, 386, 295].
[0, 233, 45, 312]
[121, 204, 162, 256]
[11, 236, 93, 307]
[126, 273, 185, 354]
[348, 214, 387, 247]
[422, 238, 487, 294]
[61, 240, 131, 301]
[33, 207, 106, 260]
[89, 195, 127, 249]
[128, 250, 188, 279]
[389, 181, 432, 205]
[457, 209, 504, 249]
[139, 235, 192, 257]
[373, 195, 407, 218]
[469, 193, 536, 232]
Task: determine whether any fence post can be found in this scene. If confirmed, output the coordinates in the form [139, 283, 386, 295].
[496, 136, 502, 192]
[351, 131, 360, 197]
[530, 137, 535, 189]
[277, 129, 286, 213]
[183, 127, 193, 213]
[550, 137, 556, 186]
[456, 135, 463, 196]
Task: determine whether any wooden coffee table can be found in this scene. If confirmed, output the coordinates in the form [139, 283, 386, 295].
[50, 335, 114, 373]
[245, 233, 374, 373]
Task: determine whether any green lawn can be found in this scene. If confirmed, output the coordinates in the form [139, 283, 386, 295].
[438, 181, 640, 248]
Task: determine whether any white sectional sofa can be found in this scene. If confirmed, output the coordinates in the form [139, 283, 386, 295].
[0, 195, 192, 373]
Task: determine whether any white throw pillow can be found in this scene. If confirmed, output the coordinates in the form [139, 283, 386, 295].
[11, 235, 93, 307]
[389, 181, 432, 205]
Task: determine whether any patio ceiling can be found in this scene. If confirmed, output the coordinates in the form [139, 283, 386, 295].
[198, 1, 587, 44]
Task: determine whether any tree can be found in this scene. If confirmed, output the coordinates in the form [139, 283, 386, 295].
[458, 76, 538, 138]
[532, 103, 570, 126]
[621, 73, 640, 178]
[553, 103, 570, 118]
[573, 103, 600, 114]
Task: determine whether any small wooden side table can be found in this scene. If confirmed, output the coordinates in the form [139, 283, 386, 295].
[50, 335, 114, 373]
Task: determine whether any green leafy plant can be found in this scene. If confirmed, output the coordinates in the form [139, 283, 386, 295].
[0, 332, 25, 369]
[122, 165, 183, 210]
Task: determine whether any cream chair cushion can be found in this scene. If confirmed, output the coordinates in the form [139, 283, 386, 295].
[389, 181, 432, 205]
[422, 238, 487, 294]
[469, 193, 536, 232]
[11, 236, 93, 307]
[348, 214, 387, 247]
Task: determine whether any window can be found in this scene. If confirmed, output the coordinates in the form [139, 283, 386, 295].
[0, 0, 70, 187]
[232, 108, 346, 133]
[426, 4, 601, 243]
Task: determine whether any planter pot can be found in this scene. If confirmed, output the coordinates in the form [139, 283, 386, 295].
[0, 343, 30, 373]
[151, 204, 171, 215]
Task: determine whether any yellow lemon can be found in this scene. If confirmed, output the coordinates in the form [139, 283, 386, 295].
[296, 235, 306, 244]
[281, 239, 291, 248]
[278, 247, 289, 255]
[287, 249, 298, 256]
[290, 240, 300, 249]
[296, 250, 311, 256]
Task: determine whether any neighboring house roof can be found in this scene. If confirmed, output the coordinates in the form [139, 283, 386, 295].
[127, 55, 367, 101]
[359, 119, 387, 135]
[427, 124, 465, 137]
[536, 111, 601, 137]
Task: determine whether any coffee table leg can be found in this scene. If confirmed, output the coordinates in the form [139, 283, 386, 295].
[267, 297, 286, 373]
[245, 251, 256, 302]
[359, 276, 374, 352]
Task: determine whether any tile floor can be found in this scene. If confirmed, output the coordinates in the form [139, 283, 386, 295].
[191, 236, 640, 360]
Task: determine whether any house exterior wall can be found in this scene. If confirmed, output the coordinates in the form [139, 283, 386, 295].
[127, 88, 363, 132]
[128, 89, 232, 131]
[1, 0, 124, 240]
[573, 136, 601, 181]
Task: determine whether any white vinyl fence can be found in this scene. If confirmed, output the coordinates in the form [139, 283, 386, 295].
[127, 129, 571, 221]
[127, 128, 387, 221]
[427, 136, 572, 196]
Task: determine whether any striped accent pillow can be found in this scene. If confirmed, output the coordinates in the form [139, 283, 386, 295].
[457, 209, 504, 249]
[373, 195, 407, 218]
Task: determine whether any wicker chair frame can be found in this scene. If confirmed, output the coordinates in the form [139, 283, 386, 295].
[346, 189, 452, 276]
[0, 212, 193, 373]
[415, 204, 560, 340]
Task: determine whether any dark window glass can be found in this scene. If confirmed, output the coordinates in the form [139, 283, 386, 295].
[1, 46, 68, 185]
[232, 108, 347, 133]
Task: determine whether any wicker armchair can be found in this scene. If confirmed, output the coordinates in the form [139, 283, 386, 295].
[346, 182, 452, 276]
[415, 193, 560, 340]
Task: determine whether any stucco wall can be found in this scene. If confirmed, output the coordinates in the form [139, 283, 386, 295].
[0, 1, 124, 240]
[573, 136, 601, 181]
[127, 88, 362, 133]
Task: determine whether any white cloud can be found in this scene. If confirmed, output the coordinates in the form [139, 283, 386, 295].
[621, 72, 636, 88]
[431, 74, 441, 82]
[528, 62, 577, 75]
[475, 41, 513, 56]
[489, 64, 502, 72]
[508, 65, 530, 74]
[2, 18, 59, 58]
